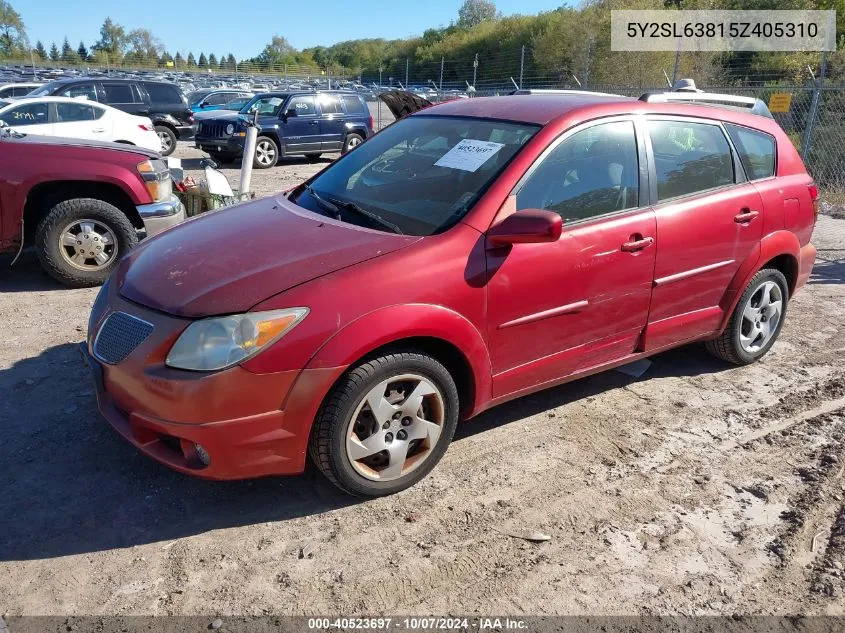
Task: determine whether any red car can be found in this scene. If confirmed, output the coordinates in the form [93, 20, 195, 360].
[83, 91, 818, 496]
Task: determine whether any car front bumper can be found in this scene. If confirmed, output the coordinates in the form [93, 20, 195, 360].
[81, 289, 344, 480]
[137, 194, 186, 236]
[195, 135, 245, 156]
[175, 124, 195, 140]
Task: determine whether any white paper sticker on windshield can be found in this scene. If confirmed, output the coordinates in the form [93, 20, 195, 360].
[434, 139, 505, 172]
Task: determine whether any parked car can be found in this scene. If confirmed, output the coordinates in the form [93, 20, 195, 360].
[83, 90, 817, 496]
[0, 97, 161, 152]
[0, 82, 40, 98]
[194, 90, 373, 168]
[187, 89, 253, 113]
[29, 78, 193, 156]
[1, 126, 185, 286]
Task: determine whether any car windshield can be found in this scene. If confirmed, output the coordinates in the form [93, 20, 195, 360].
[290, 115, 538, 236]
[187, 90, 214, 103]
[28, 82, 60, 97]
[240, 94, 288, 116]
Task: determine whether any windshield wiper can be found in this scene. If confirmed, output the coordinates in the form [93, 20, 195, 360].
[328, 197, 404, 235]
[303, 185, 341, 219]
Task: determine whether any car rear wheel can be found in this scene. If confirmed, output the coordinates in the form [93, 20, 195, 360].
[705, 268, 789, 365]
[35, 198, 138, 288]
[253, 136, 279, 169]
[341, 133, 364, 154]
[155, 125, 177, 156]
[309, 351, 459, 497]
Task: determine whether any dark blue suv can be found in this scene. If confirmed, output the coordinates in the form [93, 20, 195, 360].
[194, 90, 373, 168]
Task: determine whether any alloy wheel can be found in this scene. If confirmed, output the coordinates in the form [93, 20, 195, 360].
[158, 130, 173, 153]
[346, 136, 362, 149]
[58, 219, 118, 270]
[256, 140, 276, 166]
[345, 374, 445, 481]
[739, 280, 783, 353]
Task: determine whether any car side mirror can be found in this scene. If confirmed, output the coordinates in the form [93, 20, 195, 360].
[284, 108, 297, 119]
[488, 209, 562, 246]
[199, 102, 207, 108]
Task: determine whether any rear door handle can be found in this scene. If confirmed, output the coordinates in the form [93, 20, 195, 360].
[734, 209, 760, 223]
[92, 128, 105, 133]
[309, 120, 319, 125]
[621, 236, 654, 252]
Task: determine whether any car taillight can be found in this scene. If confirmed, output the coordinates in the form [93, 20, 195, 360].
[809, 183, 819, 220]
[139, 124, 154, 131]
[368, 115, 373, 130]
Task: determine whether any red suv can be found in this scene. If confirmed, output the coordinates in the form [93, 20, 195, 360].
[83, 91, 818, 496]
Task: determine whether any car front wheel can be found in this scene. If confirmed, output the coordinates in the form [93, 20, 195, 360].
[253, 136, 279, 169]
[705, 267, 789, 365]
[310, 351, 459, 496]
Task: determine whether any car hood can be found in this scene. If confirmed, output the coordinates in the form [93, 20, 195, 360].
[3, 131, 159, 157]
[377, 90, 432, 120]
[196, 111, 241, 123]
[116, 196, 420, 317]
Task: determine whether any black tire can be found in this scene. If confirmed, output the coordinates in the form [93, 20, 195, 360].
[210, 152, 237, 164]
[705, 267, 789, 365]
[154, 125, 177, 156]
[253, 136, 279, 169]
[341, 133, 364, 155]
[304, 152, 322, 160]
[34, 198, 138, 288]
[309, 351, 459, 497]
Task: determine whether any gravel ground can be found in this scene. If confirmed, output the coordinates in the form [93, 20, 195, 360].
[1, 148, 845, 617]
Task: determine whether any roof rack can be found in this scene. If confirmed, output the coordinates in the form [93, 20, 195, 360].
[639, 91, 774, 119]
[509, 89, 627, 98]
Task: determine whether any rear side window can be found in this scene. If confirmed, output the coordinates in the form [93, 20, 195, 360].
[56, 102, 97, 122]
[648, 120, 735, 201]
[102, 83, 138, 104]
[340, 94, 365, 114]
[317, 94, 342, 114]
[145, 83, 183, 104]
[60, 83, 97, 101]
[12, 86, 33, 96]
[725, 123, 776, 180]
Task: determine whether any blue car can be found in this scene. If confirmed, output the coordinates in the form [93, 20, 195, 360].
[194, 90, 374, 168]
[188, 89, 254, 113]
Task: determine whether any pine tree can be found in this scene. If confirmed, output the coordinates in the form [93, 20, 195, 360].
[77, 41, 88, 61]
[226, 53, 236, 71]
[198, 52, 207, 68]
[61, 37, 77, 62]
[208, 53, 217, 68]
[34, 40, 47, 60]
[186, 52, 196, 67]
[49, 42, 59, 62]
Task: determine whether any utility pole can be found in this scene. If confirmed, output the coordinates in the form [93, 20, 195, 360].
[439, 56, 444, 92]
[672, 40, 681, 85]
[405, 58, 409, 87]
[379, 65, 383, 87]
[472, 53, 478, 92]
[519, 45, 525, 88]
[584, 36, 592, 89]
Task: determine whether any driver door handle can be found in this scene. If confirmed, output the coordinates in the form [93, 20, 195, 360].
[734, 208, 760, 223]
[309, 120, 319, 125]
[621, 235, 654, 252]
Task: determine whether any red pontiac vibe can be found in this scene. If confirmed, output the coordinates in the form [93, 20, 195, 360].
[83, 92, 818, 496]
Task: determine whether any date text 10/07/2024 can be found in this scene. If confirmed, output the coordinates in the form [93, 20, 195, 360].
[306, 618, 528, 630]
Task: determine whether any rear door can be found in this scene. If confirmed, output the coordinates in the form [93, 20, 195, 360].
[280, 95, 321, 154]
[643, 116, 764, 351]
[486, 117, 656, 397]
[99, 81, 147, 116]
[316, 93, 345, 151]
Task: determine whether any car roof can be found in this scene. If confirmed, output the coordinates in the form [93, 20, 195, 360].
[1, 95, 105, 106]
[419, 94, 781, 132]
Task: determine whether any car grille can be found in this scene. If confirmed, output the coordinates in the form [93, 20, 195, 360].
[93, 312, 154, 365]
[198, 121, 229, 138]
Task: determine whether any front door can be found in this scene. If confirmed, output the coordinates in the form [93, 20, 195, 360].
[486, 118, 656, 398]
[1, 101, 52, 136]
[280, 95, 321, 155]
[643, 117, 764, 350]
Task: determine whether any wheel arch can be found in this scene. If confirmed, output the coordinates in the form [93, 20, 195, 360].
[304, 304, 492, 419]
[23, 181, 143, 243]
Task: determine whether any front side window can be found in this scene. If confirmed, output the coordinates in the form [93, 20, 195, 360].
[648, 119, 735, 201]
[205, 92, 233, 106]
[725, 123, 776, 180]
[60, 83, 97, 101]
[292, 115, 538, 236]
[56, 102, 96, 122]
[516, 120, 639, 222]
[1, 102, 49, 126]
[287, 96, 316, 116]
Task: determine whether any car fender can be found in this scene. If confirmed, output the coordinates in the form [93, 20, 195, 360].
[717, 230, 800, 331]
[304, 303, 492, 417]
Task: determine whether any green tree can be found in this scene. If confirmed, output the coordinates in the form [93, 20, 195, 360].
[128, 28, 163, 63]
[49, 41, 59, 62]
[253, 35, 297, 69]
[198, 52, 207, 67]
[61, 37, 78, 62]
[33, 40, 47, 60]
[226, 53, 236, 71]
[208, 52, 218, 67]
[174, 51, 184, 67]
[187, 51, 196, 67]
[0, 0, 25, 56]
[93, 17, 127, 58]
[77, 41, 88, 61]
[457, 0, 499, 28]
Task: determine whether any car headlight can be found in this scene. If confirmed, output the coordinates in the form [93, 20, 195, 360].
[165, 308, 308, 371]
[225, 123, 235, 135]
[137, 159, 172, 203]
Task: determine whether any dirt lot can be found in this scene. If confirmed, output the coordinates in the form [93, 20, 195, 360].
[1, 145, 845, 618]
